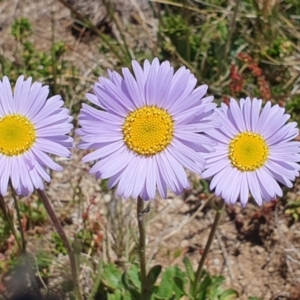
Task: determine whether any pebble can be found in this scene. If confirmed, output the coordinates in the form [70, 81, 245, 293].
[104, 194, 111, 203]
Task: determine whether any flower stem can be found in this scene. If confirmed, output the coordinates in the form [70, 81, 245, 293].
[137, 196, 147, 298]
[37, 189, 83, 300]
[193, 199, 224, 296]
[10, 181, 26, 253]
[0, 194, 22, 251]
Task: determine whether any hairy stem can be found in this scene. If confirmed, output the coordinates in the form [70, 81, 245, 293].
[38, 189, 83, 300]
[0, 194, 22, 251]
[10, 181, 26, 252]
[137, 196, 147, 298]
[193, 200, 224, 296]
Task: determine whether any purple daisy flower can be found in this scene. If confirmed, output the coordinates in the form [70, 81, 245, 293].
[202, 97, 300, 206]
[77, 58, 219, 200]
[0, 76, 73, 196]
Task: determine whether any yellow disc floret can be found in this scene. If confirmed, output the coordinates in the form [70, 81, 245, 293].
[123, 106, 174, 156]
[229, 131, 269, 171]
[0, 114, 36, 156]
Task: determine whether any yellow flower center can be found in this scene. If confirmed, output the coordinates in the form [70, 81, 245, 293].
[0, 114, 36, 156]
[228, 131, 269, 171]
[123, 106, 174, 156]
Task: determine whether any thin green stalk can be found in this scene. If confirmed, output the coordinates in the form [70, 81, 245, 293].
[9, 181, 26, 252]
[38, 189, 83, 300]
[137, 196, 147, 298]
[192, 200, 224, 296]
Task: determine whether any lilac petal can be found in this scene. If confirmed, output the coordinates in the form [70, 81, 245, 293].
[117, 156, 141, 198]
[215, 109, 238, 138]
[0, 157, 9, 196]
[242, 97, 252, 131]
[14, 76, 31, 113]
[240, 173, 249, 207]
[102, 77, 135, 111]
[165, 67, 191, 109]
[145, 156, 156, 199]
[0, 78, 13, 114]
[227, 169, 240, 205]
[143, 60, 151, 77]
[155, 158, 167, 198]
[86, 93, 100, 106]
[145, 62, 159, 106]
[215, 166, 235, 199]
[35, 139, 71, 157]
[228, 98, 245, 132]
[122, 67, 144, 107]
[173, 105, 206, 125]
[170, 146, 203, 175]
[262, 108, 289, 138]
[156, 153, 178, 192]
[250, 98, 262, 131]
[82, 142, 124, 163]
[132, 60, 147, 97]
[202, 158, 228, 178]
[25, 86, 49, 119]
[256, 101, 271, 132]
[258, 168, 282, 197]
[90, 147, 129, 178]
[172, 85, 208, 112]
[10, 157, 20, 191]
[94, 86, 126, 117]
[267, 122, 297, 145]
[132, 157, 148, 198]
[210, 165, 229, 191]
[18, 154, 31, 190]
[171, 139, 205, 170]
[247, 172, 262, 205]
[265, 160, 297, 180]
[108, 69, 123, 86]
[165, 149, 189, 189]
[155, 61, 173, 108]
[32, 149, 63, 171]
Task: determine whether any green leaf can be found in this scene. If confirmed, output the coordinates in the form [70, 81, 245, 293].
[196, 271, 212, 299]
[154, 266, 186, 300]
[126, 264, 141, 291]
[108, 289, 122, 300]
[122, 265, 141, 299]
[154, 267, 174, 298]
[102, 263, 123, 290]
[172, 266, 187, 299]
[173, 249, 182, 259]
[144, 265, 162, 300]
[219, 288, 239, 300]
[183, 257, 195, 283]
[173, 276, 190, 299]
